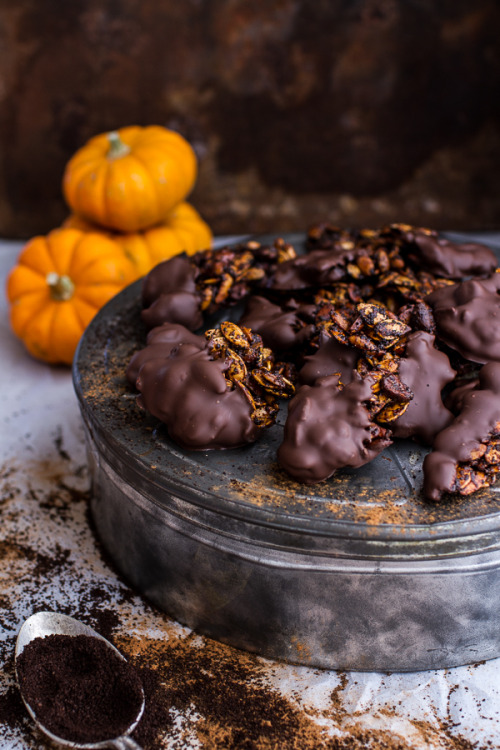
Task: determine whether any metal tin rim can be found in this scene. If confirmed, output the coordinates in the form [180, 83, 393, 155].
[73, 232, 500, 559]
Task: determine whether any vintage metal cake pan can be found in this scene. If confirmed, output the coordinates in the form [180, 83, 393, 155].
[73, 233, 500, 672]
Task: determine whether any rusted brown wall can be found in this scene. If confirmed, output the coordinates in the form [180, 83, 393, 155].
[0, 0, 499, 238]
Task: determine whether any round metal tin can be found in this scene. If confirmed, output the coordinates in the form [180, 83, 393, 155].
[73, 233, 500, 672]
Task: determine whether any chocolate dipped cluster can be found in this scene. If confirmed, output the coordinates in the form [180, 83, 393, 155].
[277, 373, 392, 484]
[141, 237, 295, 331]
[424, 363, 500, 500]
[127, 321, 295, 450]
[128, 224, 500, 501]
[426, 274, 500, 365]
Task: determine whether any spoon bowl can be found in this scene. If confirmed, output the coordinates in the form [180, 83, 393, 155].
[15, 611, 144, 749]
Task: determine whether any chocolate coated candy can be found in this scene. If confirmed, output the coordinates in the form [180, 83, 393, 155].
[140, 240, 297, 332]
[299, 336, 359, 386]
[391, 331, 456, 445]
[142, 254, 198, 307]
[408, 231, 497, 279]
[129, 322, 268, 450]
[239, 295, 314, 353]
[136, 346, 260, 450]
[427, 274, 500, 364]
[126, 323, 206, 385]
[277, 373, 392, 484]
[131, 226, 500, 499]
[141, 255, 203, 331]
[271, 247, 355, 291]
[423, 362, 500, 501]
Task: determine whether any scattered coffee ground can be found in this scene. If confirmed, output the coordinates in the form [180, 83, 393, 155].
[0, 448, 495, 749]
[0, 683, 29, 734]
[121, 634, 483, 750]
[16, 634, 143, 744]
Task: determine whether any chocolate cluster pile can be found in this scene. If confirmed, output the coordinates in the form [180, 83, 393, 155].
[126, 225, 500, 502]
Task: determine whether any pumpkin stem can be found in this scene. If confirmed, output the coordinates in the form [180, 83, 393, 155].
[46, 272, 75, 301]
[107, 131, 131, 160]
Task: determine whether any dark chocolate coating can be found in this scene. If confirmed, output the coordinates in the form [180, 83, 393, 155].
[126, 323, 206, 385]
[299, 336, 359, 386]
[142, 254, 197, 306]
[136, 349, 259, 450]
[141, 255, 203, 330]
[391, 331, 456, 445]
[144, 323, 205, 348]
[426, 274, 500, 364]
[423, 362, 500, 501]
[141, 291, 203, 331]
[128, 322, 259, 450]
[409, 232, 497, 279]
[270, 247, 355, 291]
[272, 230, 497, 291]
[277, 373, 392, 483]
[445, 378, 479, 414]
[239, 295, 314, 352]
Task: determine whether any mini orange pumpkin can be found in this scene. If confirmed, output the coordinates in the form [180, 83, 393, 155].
[64, 201, 212, 277]
[62, 126, 198, 233]
[6, 228, 136, 365]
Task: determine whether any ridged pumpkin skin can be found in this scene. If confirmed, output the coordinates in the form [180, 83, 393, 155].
[63, 126, 198, 233]
[64, 202, 212, 277]
[6, 228, 136, 365]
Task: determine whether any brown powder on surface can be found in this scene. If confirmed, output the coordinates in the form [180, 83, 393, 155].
[120, 633, 400, 750]
[0, 445, 494, 749]
[103, 633, 487, 750]
[327, 695, 483, 750]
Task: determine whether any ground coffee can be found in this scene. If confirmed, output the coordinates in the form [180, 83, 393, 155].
[16, 633, 143, 744]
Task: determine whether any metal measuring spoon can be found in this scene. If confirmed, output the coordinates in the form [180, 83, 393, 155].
[15, 611, 144, 750]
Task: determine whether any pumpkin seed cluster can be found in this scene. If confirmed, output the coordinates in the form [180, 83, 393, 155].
[194, 237, 296, 316]
[205, 321, 296, 428]
[132, 221, 500, 500]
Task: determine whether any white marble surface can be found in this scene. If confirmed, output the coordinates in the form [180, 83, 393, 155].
[1, 236, 500, 749]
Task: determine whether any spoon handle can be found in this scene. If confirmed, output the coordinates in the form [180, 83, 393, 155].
[109, 737, 143, 749]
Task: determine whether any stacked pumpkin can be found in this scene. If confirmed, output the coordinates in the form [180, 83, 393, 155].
[6, 125, 212, 365]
